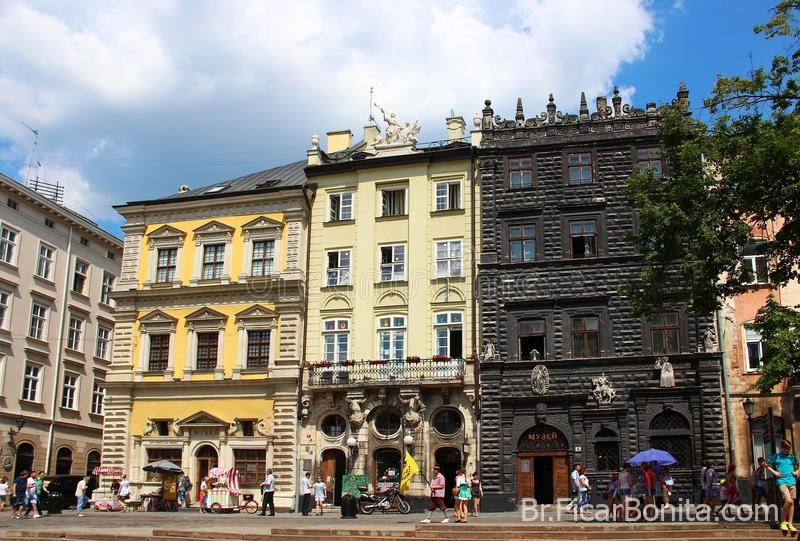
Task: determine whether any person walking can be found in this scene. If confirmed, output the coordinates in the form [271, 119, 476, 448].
[118, 474, 130, 505]
[725, 464, 741, 506]
[453, 468, 471, 523]
[11, 470, 28, 519]
[0, 476, 8, 512]
[567, 464, 581, 510]
[420, 464, 449, 524]
[577, 467, 591, 513]
[301, 472, 312, 516]
[767, 439, 800, 534]
[604, 472, 620, 520]
[752, 456, 769, 509]
[260, 468, 275, 516]
[702, 461, 718, 517]
[26, 470, 42, 518]
[660, 467, 673, 508]
[312, 476, 326, 516]
[470, 472, 482, 517]
[75, 475, 89, 517]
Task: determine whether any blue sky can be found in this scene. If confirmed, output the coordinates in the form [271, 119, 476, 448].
[0, 0, 790, 238]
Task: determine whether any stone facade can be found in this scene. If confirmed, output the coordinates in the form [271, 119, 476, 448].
[476, 87, 726, 510]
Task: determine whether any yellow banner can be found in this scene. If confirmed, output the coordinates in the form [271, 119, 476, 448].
[400, 451, 420, 493]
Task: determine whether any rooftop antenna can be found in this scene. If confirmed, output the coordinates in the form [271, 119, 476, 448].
[369, 86, 374, 122]
[450, 108, 455, 117]
[22, 122, 39, 183]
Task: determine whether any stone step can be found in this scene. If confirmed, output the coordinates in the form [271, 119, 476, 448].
[0, 535, 776, 541]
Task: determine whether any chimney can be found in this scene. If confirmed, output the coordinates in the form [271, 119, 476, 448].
[446, 116, 466, 141]
[326, 130, 352, 153]
[363, 121, 381, 151]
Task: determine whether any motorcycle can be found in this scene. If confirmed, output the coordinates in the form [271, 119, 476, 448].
[357, 483, 411, 514]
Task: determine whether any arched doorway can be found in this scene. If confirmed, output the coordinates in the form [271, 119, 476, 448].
[86, 450, 102, 476]
[14, 442, 34, 476]
[55, 447, 73, 475]
[649, 410, 693, 470]
[434, 447, 462, 508]
[320, 449, 346, 505]
[516, 425, 569, 504]
[372, 448, 401, 494]
[195, 445, 218, 501]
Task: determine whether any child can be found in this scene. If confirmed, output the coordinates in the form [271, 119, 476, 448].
[313, 476, 327, 516]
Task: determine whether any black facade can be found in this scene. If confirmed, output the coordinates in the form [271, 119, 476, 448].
[476, 86, 725, 511]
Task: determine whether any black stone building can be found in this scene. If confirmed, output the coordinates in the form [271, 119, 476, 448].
[476, 85, 725, 511]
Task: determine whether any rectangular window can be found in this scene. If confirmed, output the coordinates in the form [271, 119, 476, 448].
[61, 373, 78, 409]
[378, 316, 406, 360]
[156, 248, 177, 283]
[381, 188, 406, 217]
[148, 334, 170, 372]
[96, 327, 112, 359]
[91, 382, 105, 415]
[651, 311, 680, 354]
[568, 152, 593, 185]
[509, 225, 536, 263]
[202, 244, 225, 280]
[326, 249, 351, 286]
[380, 245, 405, 281]
[44, 218, 55, 229]
[234, 449, 267, 485]
[0, 225, 18, 264]
[36, 244, 55, 279]
[29, 303, 47, 340]
[241, 420, 255, 437]
[72, 259, 88, 294]
[22, 364, 41, 401]
[519, 319, 546, 360]
[435, 240, 462, 277]
[509, 157, 533, 189]
[7, 198, 18, 210]
[329, 192, 353, 221]
[434, 312, 463, 358]
[745, 326, 764, 371]
[571, 315, 600, 357]
[569, 219, 598, 259]
[80, 236, 89, 247]
[246, 330, 270, 369]
[637, 147, 663, 177]
[106, 250, 116, 261]
[146, 448, 181, 481]
[322, 319, 349, 362]
[0, 291, 9, 329]
[100, 273, 115, 304]
[67, 317, 84, 351]
[435, 181, 461, 210]
[251, 240, 275, 277]
[741, 242, 769, 285]
[196, 332, 219, 371]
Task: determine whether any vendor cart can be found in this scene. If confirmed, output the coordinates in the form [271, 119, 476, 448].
[92, 466, 126, 512]
[205, 467, 258, 513]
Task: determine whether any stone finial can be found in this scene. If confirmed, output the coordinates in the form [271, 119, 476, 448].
[579, 92, 589, 121]
[515, 97, 525, 123]
[596, 96, 609, 119]
[675, 81, 690, 110]
[546, 94, 556, 123]
[612, 86, 622, 117]
[310, 134, 320, 150]
[481, 99, 494, 130]
[473, 113, 481, 128]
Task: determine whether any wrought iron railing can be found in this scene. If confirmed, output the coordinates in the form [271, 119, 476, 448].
[414, 138, 472, 151]
[306, 357, 465, 388]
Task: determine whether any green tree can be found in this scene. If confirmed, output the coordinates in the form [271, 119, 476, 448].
[626, 1, 800, 388]
[750, 296, 800, 392]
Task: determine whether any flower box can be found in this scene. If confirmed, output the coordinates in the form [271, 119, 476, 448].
[369, 359, 389, 366]
[406, 356, 421, 363]
[432, 355, 450, 362]
[316, 361, 333, 368]
[341, 360, 355, 367]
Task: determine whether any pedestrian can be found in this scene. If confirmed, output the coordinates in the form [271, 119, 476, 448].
[26, 470, 42, 518]
[470, 472, 482, 517]
[118, 474, 130, 504]
[725, 464, 741, 506]
[660, 467, 673, 508]
[11, 470, 28, 519]
[751, 456, 769, 509]
[313, 475, 326, 516]
[0, 476, 8, 512]
[702, 461, 718, 517]
[420, 464, 449, 524]
[260, 468, 275, 516]
[75, 475, 89, 517]
[453, 467, 471, 523]
[767, 439, 800, 534]
[577, 467, 591, 513]
[604, 472, 620, 520]
[642, 463, 656, 507]
[198, 476, 208, 513]
[301, 472, 312, 516]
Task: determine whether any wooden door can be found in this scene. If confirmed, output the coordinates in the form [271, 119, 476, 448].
[516, 456, 534, 501]
[553, 454, 569, 500]
[321, 450, 338, 504]
[195, 445, 218, 501]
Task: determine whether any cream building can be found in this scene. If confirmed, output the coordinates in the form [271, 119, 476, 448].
[0, 173, 122, 478]
[102, 164, 310, 509]
[300, 115, 479, 507]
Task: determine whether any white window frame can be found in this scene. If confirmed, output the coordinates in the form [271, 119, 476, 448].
[434, 179, 462, 211]
[322, 318, 350, 362]
[744, 325, 765, 372]
[61, 372, 79, 410]
[251, 239, 276, 277]
[0, 289, 12, 330]
[380, 186, 407, 217]
[0, 354, 6, 397]
[233, 305, 277, 378]
[72, 258, 89, 295]
[0, 223, 19, 266]
[239, 216, 283, 280]
[191, 221, 234, 285]
[136, 310, 178, 381]
[434, 239, 463, 278]
[67, 316, 85, 352]
[21, 362, 42, 402]
[329, 191, 354, 221]
[100, 272, 115, 305]
[379, 244, 406, 282]
[36, 242, 56, 280]
[91, 381, 105, 415]
[741, 254, 769, 285]
[29, 301, 49, 340]
[326, 249, 351, 286]
[145, 225, 186, 287]
[201, 243, 226, 280]
[95, 326, 112, 360]
[434, 311, 464, 357]
[377, 315, 406, 360]
[185, 308, 227, 380]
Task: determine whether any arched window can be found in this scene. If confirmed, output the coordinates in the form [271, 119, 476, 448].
[86, 450, 101, 476]
[594, 427, 620, 471]
[55, 447, 73, 475]
[649, 410, 692, 469]
[321, 415, 347, 438]
[14, 442, 34, 476]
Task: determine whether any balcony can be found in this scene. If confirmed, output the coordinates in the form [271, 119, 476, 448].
[306, 357, 465, 389]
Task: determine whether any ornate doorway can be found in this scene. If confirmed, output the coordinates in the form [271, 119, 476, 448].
[434, 447, 462, 508]
[195, 445, 218, 501]
[516, 425, 569, 504]
[321, 449, 346, 505]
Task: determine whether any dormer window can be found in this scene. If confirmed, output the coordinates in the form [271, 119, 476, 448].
[205, 185, 229, 194]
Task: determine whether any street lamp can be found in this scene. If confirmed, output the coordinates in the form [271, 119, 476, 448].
[346, 437, 359, 471]
[742, 397, 755, 474]
[7, 416, 25, 454]
[403, 434, 414, 456]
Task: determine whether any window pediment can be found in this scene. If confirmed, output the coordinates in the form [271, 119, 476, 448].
[242, 216, 283, 241]
[185, 307, 228, 323]
[139, 309, 178, 333]
[193, 220, 234, 246]
[147, 225, 186, 249]
[235, 304, 276, 329]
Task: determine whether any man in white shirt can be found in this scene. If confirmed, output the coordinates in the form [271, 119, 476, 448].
[26, 471, 41, 518]
[567, 464, 581, 510]
[75, 476, 89, 517]
[301, 472, 312, 516]
[618, 463, 633, 496]
[259, 469, 275, 516]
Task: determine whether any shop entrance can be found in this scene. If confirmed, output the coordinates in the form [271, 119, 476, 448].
[434, 447, 462, 508]
[321, 448, 346, 505]
[195, 444, 218, 502]
[516, 425, 569, 504]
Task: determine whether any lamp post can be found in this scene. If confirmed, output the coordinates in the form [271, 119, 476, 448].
[403, 434, 415, 456]
[7, 416, 25, 454]
[346, 436, 359, 472]
[743, 397, 755, 472]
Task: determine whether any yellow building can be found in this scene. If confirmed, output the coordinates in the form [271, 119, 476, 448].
[101, 164, 311, 509]
[300, 115, 479, 506]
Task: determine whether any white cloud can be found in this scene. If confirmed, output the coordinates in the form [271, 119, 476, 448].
[0, 0, 656, 223]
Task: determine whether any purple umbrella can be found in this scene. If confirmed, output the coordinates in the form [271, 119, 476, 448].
[628, 449, 677, 466]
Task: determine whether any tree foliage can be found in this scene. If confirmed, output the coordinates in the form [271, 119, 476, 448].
[751, 296, 800, 392]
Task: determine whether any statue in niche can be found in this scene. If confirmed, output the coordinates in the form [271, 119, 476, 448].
[481, 341, 498, 361]
[401, 395, 426, 429]
[702, 326, 718, 352]
[530, 365, 549, 395]
[655, 357, 675, 388]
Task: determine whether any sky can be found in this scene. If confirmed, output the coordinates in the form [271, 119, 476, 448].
[0, 0, 791, 237]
